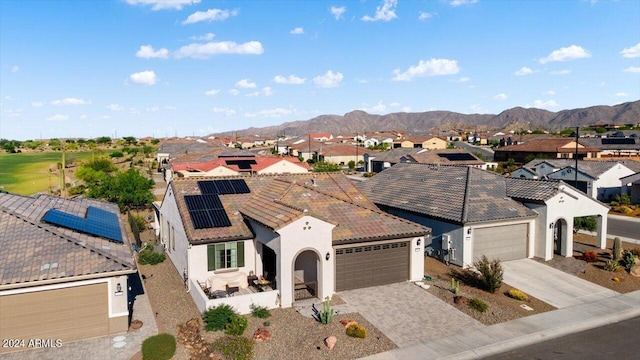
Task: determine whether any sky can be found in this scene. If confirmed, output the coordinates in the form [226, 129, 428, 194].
[0, 0, 639, 141]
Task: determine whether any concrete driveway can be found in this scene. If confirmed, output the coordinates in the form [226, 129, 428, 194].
[339, 282, 483, 348]
[502, 259, 619, 308]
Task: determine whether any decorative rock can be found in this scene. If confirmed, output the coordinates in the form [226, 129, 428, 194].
[340, 319, 358, 328]
[454, 296, 468, 305]
[325, 336, 337, 350]
[630, 264, 640, 277]
[253, 327, 271, 341]
[130, 320, 143, 330]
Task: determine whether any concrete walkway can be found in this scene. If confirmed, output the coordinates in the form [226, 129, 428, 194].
[502, 259, 619, 308]
[339, 282, 483, 348]
[361, 290, 640, 360]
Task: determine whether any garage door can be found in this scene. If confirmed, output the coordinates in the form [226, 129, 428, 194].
[473, 224, 528, 262]
[0, 283, 109, 350]
[335, 241, 409, 291]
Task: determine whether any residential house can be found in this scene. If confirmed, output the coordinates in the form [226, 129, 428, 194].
[364, 148, 486, 173]
[158, 174, 429, 314]
[494, 138, 601, 163]
[309, 133, 333, 142]
[319, 144, 363, 166]
[0, 193, 137, 353]
[621, 172, 640, 203]
[579, 135, 640, 158]
[170, 155, 311, 179]
[357, 163, 608, 266]
[156, 138, 227, 165]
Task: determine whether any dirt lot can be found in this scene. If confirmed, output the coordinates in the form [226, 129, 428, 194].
[423, 256, 556, 325]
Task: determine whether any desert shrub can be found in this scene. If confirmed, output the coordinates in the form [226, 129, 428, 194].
[110, 150, 124, 158]
[346, 324, 367, 338]
[604, 259, 621, 272]
[141, 333, 176, 360]
[203, 304, 238, 331]
[473, 255, 503, 293]
[622, 250, 637, 271]
[250, 304, 270, 318]
[138, 247, 165, 265]
[211, 335, 254, 360]
[468, 298, 488, 313]
[507, 288, 528, 301]
[614, 193, 631, 206]
[583, 251, 598, 263]
[224, 315, 248, 336]
[362, 172, 375, 178]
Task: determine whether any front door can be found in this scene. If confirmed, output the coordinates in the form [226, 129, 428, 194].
[554, 220, 563, 255]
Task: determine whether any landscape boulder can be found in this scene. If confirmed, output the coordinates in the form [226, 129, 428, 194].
[339, 319, 358, 328]
[324, 336, 337, 350]
[630, 263, 640, 277]
[253, 327, 271, 341]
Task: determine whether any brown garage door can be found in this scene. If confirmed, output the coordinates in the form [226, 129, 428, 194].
[335, 241, 409, 291]
[473, 224, 528, 262]
[0, 283, 109, 350]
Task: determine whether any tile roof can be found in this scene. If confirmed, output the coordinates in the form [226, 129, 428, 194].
[522, 159, 640, 179]
[356, 163, 537, 224]
[170, 173, 428, 245]
[505, 178, 563, 201]
[172, 156, 311, 174]
[496, 138, 601, 154]
[0, 193, 136, 287]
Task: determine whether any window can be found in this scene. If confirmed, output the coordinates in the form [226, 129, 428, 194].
[171, 226, 175, 251]
[207, 241, 245, 271]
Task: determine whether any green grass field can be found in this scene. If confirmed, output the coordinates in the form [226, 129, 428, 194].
[0, 151, 94, 195]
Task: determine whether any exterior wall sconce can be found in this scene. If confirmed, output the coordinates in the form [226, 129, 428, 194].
[467, 228, 472, 235]
[549, 223, 554, 229]
[326, 252, 331, 261]
[417, 239, 421, 246]
[115, 283, 123, 296]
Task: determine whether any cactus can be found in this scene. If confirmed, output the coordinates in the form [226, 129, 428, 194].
[613, 237, 622, 261]
[450, 278, 460, 295]
[319, 296, 333, 325]
[622, 250, 637, 271]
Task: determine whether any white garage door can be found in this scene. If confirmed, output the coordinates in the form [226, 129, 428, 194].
[473, 224, 528, 262]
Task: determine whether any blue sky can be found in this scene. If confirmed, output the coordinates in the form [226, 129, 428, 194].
[1, 0, 639, 140]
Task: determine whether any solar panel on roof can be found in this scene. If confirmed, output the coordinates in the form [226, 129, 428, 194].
[225, 159, 257, 170]
[229, 179, 250, 194]
[42, 207, 123, 243]
[198, 181, 219, 194]
[214, 180, 235, 194]
[209, 209, 232, 227]
[602, 138, 635, 145]
[190, 209, 214, 229]
[184, 194, 231, 228]
[198, 180, 251, 195]
[437, 153, 477, 161]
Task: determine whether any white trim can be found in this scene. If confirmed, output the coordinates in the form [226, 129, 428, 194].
[0, 277, 109, 296]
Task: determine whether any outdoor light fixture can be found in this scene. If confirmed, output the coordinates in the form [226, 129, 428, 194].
[326, 252, 331, 261]
[417, 239, 421, 246]
[116, 283, 122, 292]
[549, 223, 554, 229]
[467, 228, 472, 235]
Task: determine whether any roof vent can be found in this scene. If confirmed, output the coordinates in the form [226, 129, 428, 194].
[275, 214, 285, 219]
[508, 208, 518, 212]
[40, 264, 50, 271]
[102, 245, 111, 250]
[430, 206, 438, 210]
[50, 263, 58, 269]
[400, 200, 409, 204]
[455, 177, 463, 180]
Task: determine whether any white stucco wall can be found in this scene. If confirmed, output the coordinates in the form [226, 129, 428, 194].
[593, 165, 635, 201]
[159, 186, 189, 280]
[257, 160, 309, 174]
[188, 240, 256, 285]
[410, 236, 425, 281]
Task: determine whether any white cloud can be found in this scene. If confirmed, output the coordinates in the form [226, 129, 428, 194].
[313, 70, 343, 88]
[129, 108, 140, 114]
[146, 106, 160, 112]
[245, 108, 293, 118]
[615, 92, 628, 97]
[125, 0, 200, 11]
[136, 45, 169, 59]
[544, 90, 556, 95]
[362, 0, 398, 22]
[623, 66, 640, 73]
[539, 45, 591, 64]
[182, 8, 238, 24]
[450, 0, 478, 6]
[514, 66, 533, 76]
[128, 70, 157, 85]
[190, 33, 215, 41]
[31, 101, 43, 107]
[550, 69, 571, 75]
[101, 115, 111, 120]
[290, 27, 304, 35]
[418, 12, 433, 20]
[212, 107, 236, 116]
[79, 114, 87, 120]
[360, 101, 387, 113]
[401, 106, 412, 112]
[51, 97, 91, 105]
[273, 75, 306, 84]
[46, 114, 68, 121]
[235, 79, 257, 89]
[3, 95, 14, 101]
[493, 93, 508, 100]
[246, 87, 273, 97]
[456, 77, 470, 82]
[531, 99, 558, 109]
[107, 104, 124, 111]
[11, 65, 19, 73]
[620, 43, 640, 58]
[204, 89, 220, 96]
[174, 40, 263, 59]
[228, 89, 239, 96]
[6, 109, 22, 118]
[330, 6, 346, 19]
[392, 58, 459, 81]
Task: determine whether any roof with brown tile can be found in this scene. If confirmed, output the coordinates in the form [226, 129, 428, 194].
[496, 138, 601, 154]
[170, 173, 427, 245]
[0, 193, 136, 288]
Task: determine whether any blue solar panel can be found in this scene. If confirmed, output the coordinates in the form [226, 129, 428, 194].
[42, 206, 123, 243]
[198, 181, 219, 194]
[229, 179, 250, 194]
[214, 180, 235, 194]
[184, 194, 231, 228]
[198, 179, 251, 195]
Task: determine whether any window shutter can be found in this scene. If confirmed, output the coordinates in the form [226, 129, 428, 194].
[207, 244, 216, 271]
[237, 241, 244, 267]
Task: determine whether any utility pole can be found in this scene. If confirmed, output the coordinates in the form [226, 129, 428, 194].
[574, 127, 579, 186]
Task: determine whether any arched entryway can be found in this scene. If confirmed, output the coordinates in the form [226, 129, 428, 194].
[553, 219, 568, 256]
[293, 250, 320, 301]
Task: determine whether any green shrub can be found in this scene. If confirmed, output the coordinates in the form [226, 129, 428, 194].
[224, 315, 248, 336]
[141, 333, 176, 360]
[250, 304, 270, 318]
[138, 247, 165, 265]
[507, 289, 528, 301]
[468, 298, 488, 313]
[346, 324, 367, 338]
[110, 150, 124, 158]
[211, 335, 254, 360]
[203, 304, 238, 331]
[622, 250, 637, 271]
[473, 255, 504, 293]
[604, 259, 621, 272]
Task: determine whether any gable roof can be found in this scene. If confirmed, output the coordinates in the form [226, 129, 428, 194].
[522, 158, 639, 179]
[506, 178, 563, 201]
[357, 163, 537, 224]
[0, 193, 136, 288]
[496, 138, 601, 154]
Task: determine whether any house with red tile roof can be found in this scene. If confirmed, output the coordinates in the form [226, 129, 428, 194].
[308, 133, 333, 142]
[158, 173, 429, 313]
[170, 156, 310, 179]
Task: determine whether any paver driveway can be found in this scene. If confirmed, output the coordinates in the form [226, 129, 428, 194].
[339, 282, 483, 348]
[502, 259, 619, 308]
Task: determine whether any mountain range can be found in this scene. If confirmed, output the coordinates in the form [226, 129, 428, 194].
[216, 100, 640, 138]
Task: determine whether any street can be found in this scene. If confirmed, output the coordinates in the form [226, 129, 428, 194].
[486, 316, 640, 359]
[607, 214, 640, 241]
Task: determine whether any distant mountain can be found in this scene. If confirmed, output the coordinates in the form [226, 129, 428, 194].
[214, 100, 640, 138]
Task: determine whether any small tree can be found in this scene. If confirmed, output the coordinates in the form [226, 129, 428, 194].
[473, 255, 503, 293]
[574, 216, 597, 232]
[348, 160, 356, 170]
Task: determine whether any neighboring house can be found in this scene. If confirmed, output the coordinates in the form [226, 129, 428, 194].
[170, 156, 311, 179]
[494, 138, 601, 163]
[512, 159, 638, 201]
[364, 148, 486, 173]
[309, 133, 333, 142]
[621, 172, 640, 203]
[579, 136, 640, 157]
[357, 163, 608, 266]
[393, 136, 448, 149]
[156, 138, 226, 165]
[0, 193, 137, 353]
[319, 144, 363, 165]
[159, 174, 429, 314]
